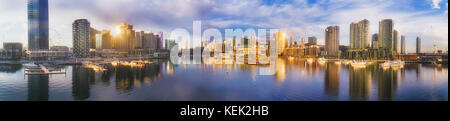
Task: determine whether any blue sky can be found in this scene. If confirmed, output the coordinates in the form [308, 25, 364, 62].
[0, 0, 448, 53]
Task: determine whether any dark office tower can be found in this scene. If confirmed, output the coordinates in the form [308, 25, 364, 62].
[27, 0, 49, 51]
[372, 34, 379, 48]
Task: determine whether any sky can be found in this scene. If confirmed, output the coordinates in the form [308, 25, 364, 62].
[0, 0, 448, 53]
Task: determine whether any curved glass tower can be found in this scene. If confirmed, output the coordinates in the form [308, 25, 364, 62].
[28, 0, 49, 51]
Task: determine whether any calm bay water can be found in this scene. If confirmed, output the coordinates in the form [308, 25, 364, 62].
[0, 58, 447, 101]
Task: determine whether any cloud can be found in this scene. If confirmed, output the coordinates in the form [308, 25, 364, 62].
[431, 0, 443, 9]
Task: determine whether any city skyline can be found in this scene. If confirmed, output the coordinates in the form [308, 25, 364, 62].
[0, 0, 448, 53]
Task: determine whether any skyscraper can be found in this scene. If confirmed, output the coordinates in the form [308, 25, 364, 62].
[401, 35, 406, 54]
[90, 28, 99, 49]
[157, 32, 164, 50]
[416, 36, 421, 54]
[135, 31, 144, 49]
[393, 30, 399, 53]
[350, 19, 370, 49]
[116, 24, 135, 51]
[72, 19, 91, 57]
[308, 36, 317, 45]
[142, 31, 160, 51]
[27, 0, 49, 51]
[325, 26, 340, 57]
[275, 32, 287, 55]
[379, 19, 394, 51]
[372, 34, 379, 48]
[96, 30, 112, 50]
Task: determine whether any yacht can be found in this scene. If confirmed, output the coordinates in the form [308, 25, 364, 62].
[318, 58, 326, 64]
[351, 61, 367, 68]
[111, 61, 119, 66]
[390, 60, 405, 68]
[306, 58, 314, 63]
[380, 60, 405, 69]
[342, 60, 352, 65]
[334, 61, 342, 65]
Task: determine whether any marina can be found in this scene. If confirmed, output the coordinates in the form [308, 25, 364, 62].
[0, 58, 446, 101]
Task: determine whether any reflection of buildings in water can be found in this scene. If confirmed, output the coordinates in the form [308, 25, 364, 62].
[90, 71, 112, 86]
[0, 65, 22, 73]
[401, 68, 405, 80]
[416, 64, 421, 80]
[275, 58, 286, 83]
[349, 67, 371, 101]
[27, 75, 49, 101]
[324, 63, 340, 97]
[115, 64, 162, 92]
[164, 61, 175, 75]
[72, 66, 92, 100]
[372, 67, 398, 101]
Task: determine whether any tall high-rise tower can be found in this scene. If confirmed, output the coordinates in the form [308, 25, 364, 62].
[350, 19, 370, 49]
[379, 19, 394, 51]
[73, 19, 91, 57]
[416, 37, 421, 54]
[325, 26, 340, 57]
[393, 30, 399, 53]
[401, 35, 406, 54]
[27, 0, 49, 51]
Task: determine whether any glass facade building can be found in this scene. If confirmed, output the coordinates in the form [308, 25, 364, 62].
[27, 0, 49, 51]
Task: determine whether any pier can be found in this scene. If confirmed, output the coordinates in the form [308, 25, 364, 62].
[24, 63, 66, 75]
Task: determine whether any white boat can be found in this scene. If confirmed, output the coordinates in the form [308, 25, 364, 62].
[351, 61, 367, 68]
[111, 61, 119, 66]
[318, 58, 326, 64]
[306, 58, 313, 63]
[23, 63, 40, 70]
[335, 60, 342, 64]
[380, 60, 405, 69]
[342, 60, 352, 65]
[390, 60, 405, 68]
[381, 62, 391, 68]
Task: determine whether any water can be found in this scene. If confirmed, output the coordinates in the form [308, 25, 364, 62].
[0, 58, 447, 101]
